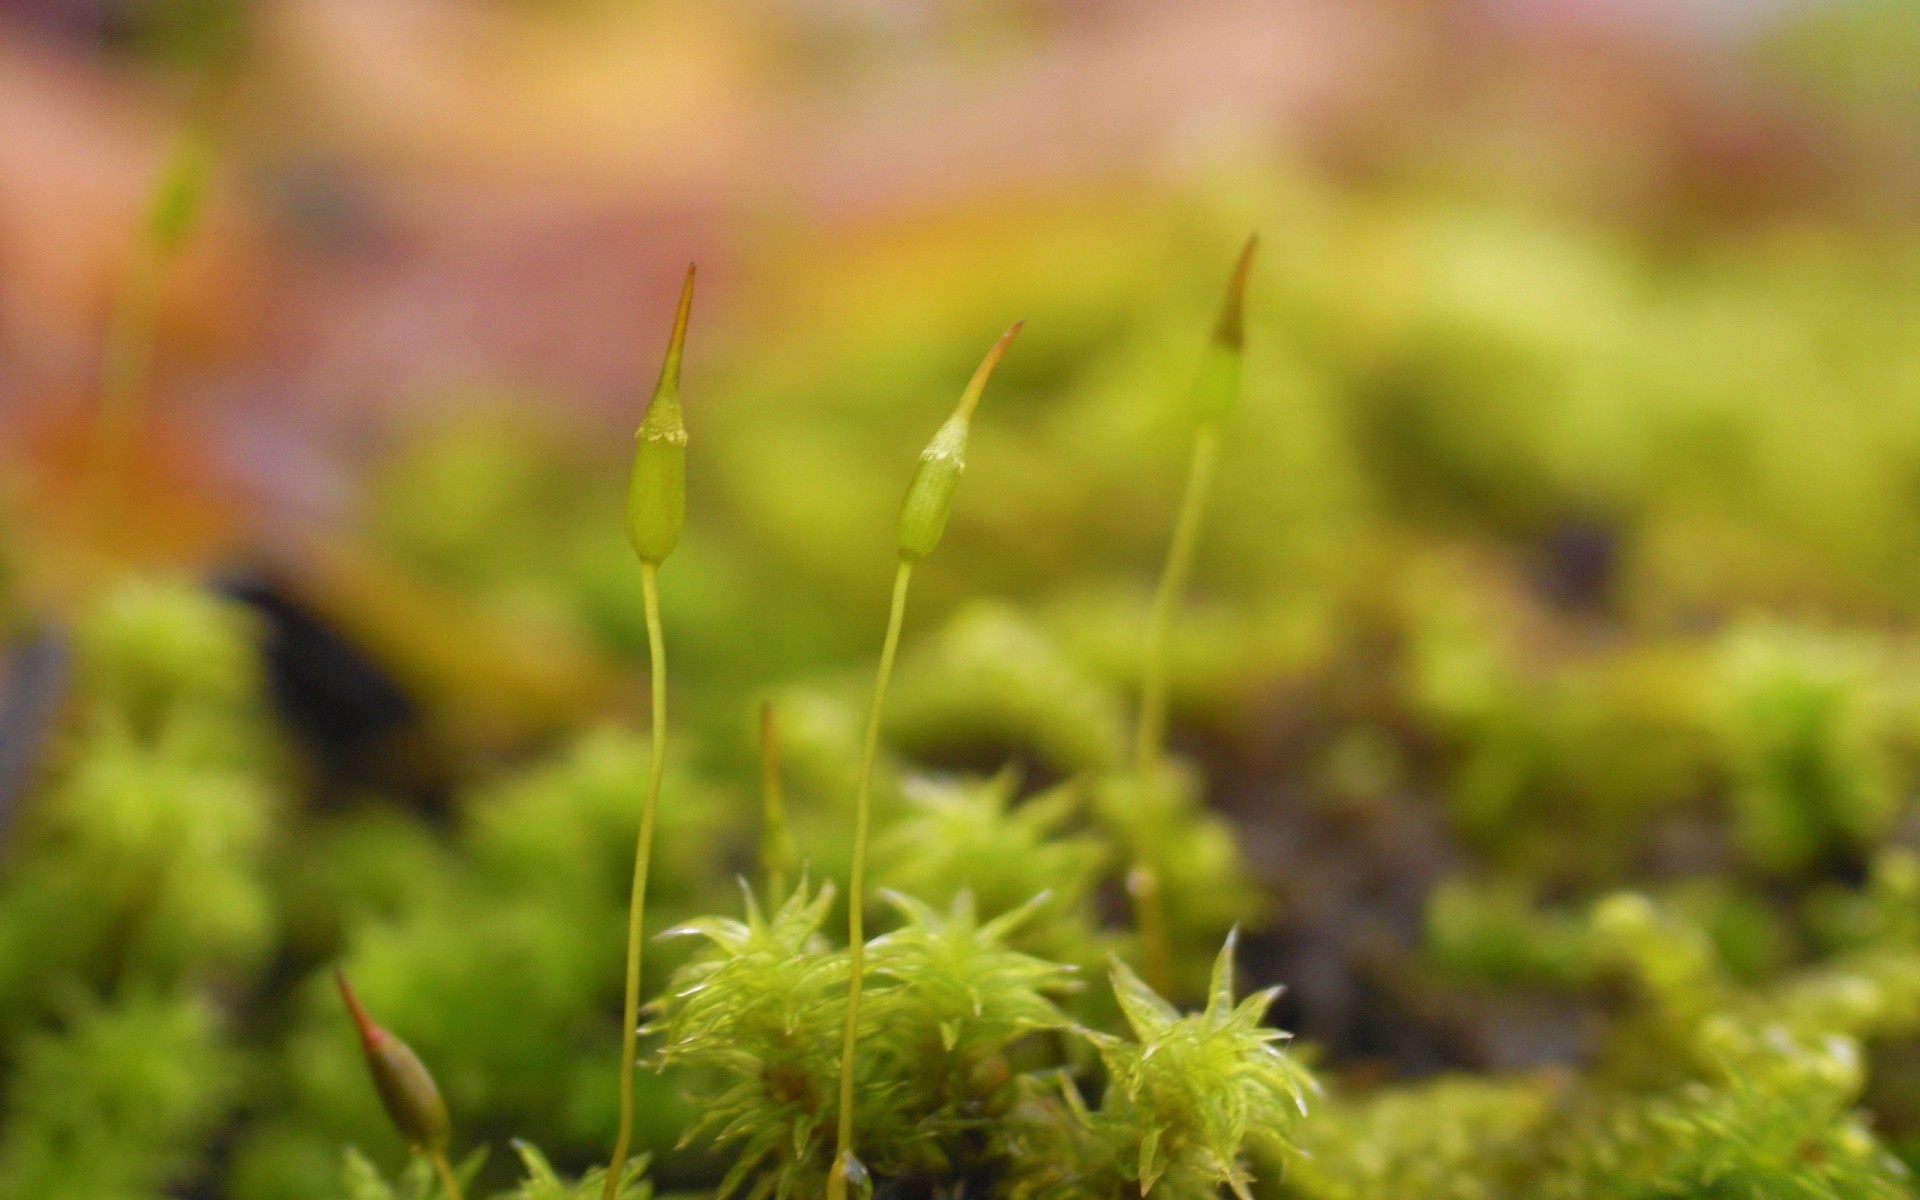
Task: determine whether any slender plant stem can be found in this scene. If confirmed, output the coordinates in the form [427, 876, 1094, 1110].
[83, 247, 165, 546]
[759, 701, 790, 902]
[1129, 421, 1222, 994]
[604, 561, 668, 1200]
[828, 557, 915, 1200]
[428, 1147, 464, 1200]
[1135, 423, 1222, 774]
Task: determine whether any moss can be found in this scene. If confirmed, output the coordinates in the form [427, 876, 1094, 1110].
[27, 161, 1920, 1199]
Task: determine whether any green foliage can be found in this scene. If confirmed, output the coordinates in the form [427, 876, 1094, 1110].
[0, 992, 234, 1200]
[341, 1144, 424, 1198]
[341, 1148, 434, 1200]
[1089, 938, 1311, 1198]
[1400, 557, 1717, 881]
[464, 726, 727, 932]
[75, 576, 269, 767]
[654, 882, 1078, 1197]
[1720, 624, 1897, 875]
[1281, 1075, 1558, 1200]
[36, 161, 1920, 1200]
[496, 1143, 651, 1200]
[0, 727, 275, 1003]
[1559, 1024, 1909, 1199]
[858, 891, 1075, 1175]
[886, 603, 1130, 776]
[1808, 850, 1920, 954]
[653, 880, 847, 1199]
[1424, 879, 1599, 988]
[339, 1144, 644, 1200]
[1094, 769, 1261, 994]
[877, 771, 1108, 964]
[338, 1148, 491, 1200]
[652, 876, 1310, 1200]
[1540, 888, 1920, 1197]
[255, 728, 730, 1196]
[0, 577, 276, 1198]
[1004, 935, 1313, 1200]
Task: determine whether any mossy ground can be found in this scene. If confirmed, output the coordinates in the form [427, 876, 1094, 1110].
[11, 39, 1920, 1188]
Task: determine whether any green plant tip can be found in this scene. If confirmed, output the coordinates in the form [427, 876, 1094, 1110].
[1193, 234, 1256, 423]
[336, 969, 452, 1154]
[626, 264, 696, 565]
[146, 128, 214, 256]
[895, 321, 1022, 561]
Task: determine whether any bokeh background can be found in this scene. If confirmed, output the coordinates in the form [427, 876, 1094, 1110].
[8, 0, 1920, 1197]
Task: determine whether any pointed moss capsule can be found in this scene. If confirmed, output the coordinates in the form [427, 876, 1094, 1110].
[894, 322, 1022, 561]
[337, 970, 451, 1153]
[1191, 235, 1256, 424]
[626, 265, 696, 566]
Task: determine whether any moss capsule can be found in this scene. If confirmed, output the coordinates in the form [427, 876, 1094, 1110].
[337, 970, 451, 1153]
[895, 321, 1021, 561]
[1191, 234, 1256, 424]
[626, 265, 695, 566]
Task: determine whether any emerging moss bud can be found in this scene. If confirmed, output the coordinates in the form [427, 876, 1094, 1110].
[894, 322, 1021, 561]
[337, 970, 451, 1153]
[626, 265, 695, 566]
[1191, 234, 1257, 424]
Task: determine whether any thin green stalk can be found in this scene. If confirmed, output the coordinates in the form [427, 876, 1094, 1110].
[1127, 236, 1256, 996]
[759, 700, 796, 902]
[824, 322, 1015, 1198]
[1129, 423, 1220, 996]
[428, 1147, 464, 1200]
[83, 253, 164, 541]
[605, 264, 694, 1199]
[603, 561, 668, 1200]
[84, 127, 212, 544]
[827, 557, 915, 1200]
[1134, 423, 1222, 778]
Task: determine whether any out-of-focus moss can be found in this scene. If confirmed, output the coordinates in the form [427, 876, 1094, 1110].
[0, 992, 235, 1200]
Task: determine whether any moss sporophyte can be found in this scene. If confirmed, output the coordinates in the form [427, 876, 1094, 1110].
[606, 264, 697, 1200]
[331, 265, 702, 1200]
[624, 267, 694, 568]
[337, 971, 461, 1200]
[1130, 235, 1256, 995]
[85, 125, 215, 556]
[330, 258, 1320, 1199]
[827, 321, 1021, 1200]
